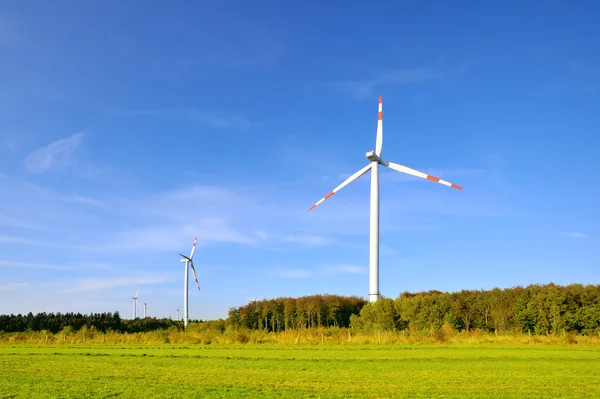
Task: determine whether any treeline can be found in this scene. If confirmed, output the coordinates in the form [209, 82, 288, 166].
[227, 294, 367, 331]
[2, 283, 599, 338]
[350, 283, 600, 335]
[0, 311, 188, 334]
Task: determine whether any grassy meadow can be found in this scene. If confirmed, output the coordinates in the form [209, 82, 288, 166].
[2, 342, 600, 398]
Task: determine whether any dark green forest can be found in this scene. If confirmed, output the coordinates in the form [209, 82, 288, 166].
[0, 311, 184, 334]
[2, 284, 599, 336]
[228, 284, 600, 335]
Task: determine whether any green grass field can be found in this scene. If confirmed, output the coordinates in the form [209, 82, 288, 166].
[1, 344, 599, 398]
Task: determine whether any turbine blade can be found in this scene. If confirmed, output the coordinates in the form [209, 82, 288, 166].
[381, 160, 463, 190]
[179, 253, 191, 261]
[189, 237, 197, 260]
[189, 261, 200, 291]
[135, 288, 139, 298]
[375, 96, 383, 157]
[308, 163, 372, 211]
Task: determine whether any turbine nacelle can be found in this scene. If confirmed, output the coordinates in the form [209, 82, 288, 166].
[366, 150, 381, 163]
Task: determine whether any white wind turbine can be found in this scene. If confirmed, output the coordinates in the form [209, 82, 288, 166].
[131, 288, 140, 319]
[308, 96, 463, 303]
[178, 237, 200, 328]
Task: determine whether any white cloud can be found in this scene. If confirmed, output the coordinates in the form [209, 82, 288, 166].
[66, 275, 175, 293]
[275, 268, 314, 279]
[327, 68, 443, 100]
[283, 234, 336, 246]
[0, 260, 80, 271]
[24, 132, 85, 173]
[130, 108, 255, 130]
[273, 264, 367, 279]
[96, 219, 260, 253]
[0, 213, 48, 231]
[0, 17, 18, 45]
[254, 230, 269, 240]
[332, 265, 366, 274]
[568, 59, 600, 92]
[563, 232, 587, 238]
[0, 260, 114, 271]
[0, 235, 32, 244]
[0, 282, 32, 291]
[60, 193, 105, 207]
[0, 162, 519, 261]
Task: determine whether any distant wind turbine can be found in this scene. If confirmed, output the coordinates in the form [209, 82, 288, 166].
[179, 237, 200, 329]
[143, 302, 147, 318]
[131, 288, 140, 319]
[308, 96, 463, 302]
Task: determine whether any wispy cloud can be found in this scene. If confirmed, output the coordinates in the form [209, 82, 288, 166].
[59, 193, 105, 207]
[96, 219, 261, 253]
[66, 275, 175, 293]
[275, 268, 314, 279]
[193, 16, 285, 69]
[0, 213, 48, 231]
[0, 282, 32, 291]
[563, 232, 587, 238]
[0, 16, 18, 45]
[283, 234, 337, 247]
[332, 265, 366, 274]
[273, 264, 367, 279]
[0, 159, 520, 260]
[327, 68, 443, 100]
[130, 107, 255, 130]
[24, 132, 85, 173]
[2, 139, 17, 151]
[0, 235, 32, 244]
[568, 59, 600, 92]
[0, 260, 115, 271]
[0, 260, 80, 271]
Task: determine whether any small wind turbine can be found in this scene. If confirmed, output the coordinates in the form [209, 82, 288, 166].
[131, 288, 140, 319]
[143, 303, 147, 318]
[179, 237, 200, 329]
[176, 307, 180, 321]
[308, 96, 463, 303]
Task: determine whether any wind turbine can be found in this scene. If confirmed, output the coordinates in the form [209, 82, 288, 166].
[179, 237, 200, 329]
[176, 307, 180, 321]
[308, 96, 463, 303]
[131, 288, 140, 319]
[143, 303, 147, 318]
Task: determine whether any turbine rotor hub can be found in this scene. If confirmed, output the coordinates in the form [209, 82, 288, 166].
[366, 150, 381, 163]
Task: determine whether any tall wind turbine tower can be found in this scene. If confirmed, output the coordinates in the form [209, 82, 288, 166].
[179, 237, 200, 328]
[143, 303, 147, 318]
[131, 289, 140, 319]
[308, 96, 463, 302]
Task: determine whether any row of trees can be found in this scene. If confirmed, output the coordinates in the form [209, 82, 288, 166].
[227, 294, 367, 331]
[0, 311, 189, 334]
[349, 283, 600, 335]
[2, 283, 599, 336]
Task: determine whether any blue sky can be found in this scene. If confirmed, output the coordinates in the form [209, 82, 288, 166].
[1, 1, 598, 320]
